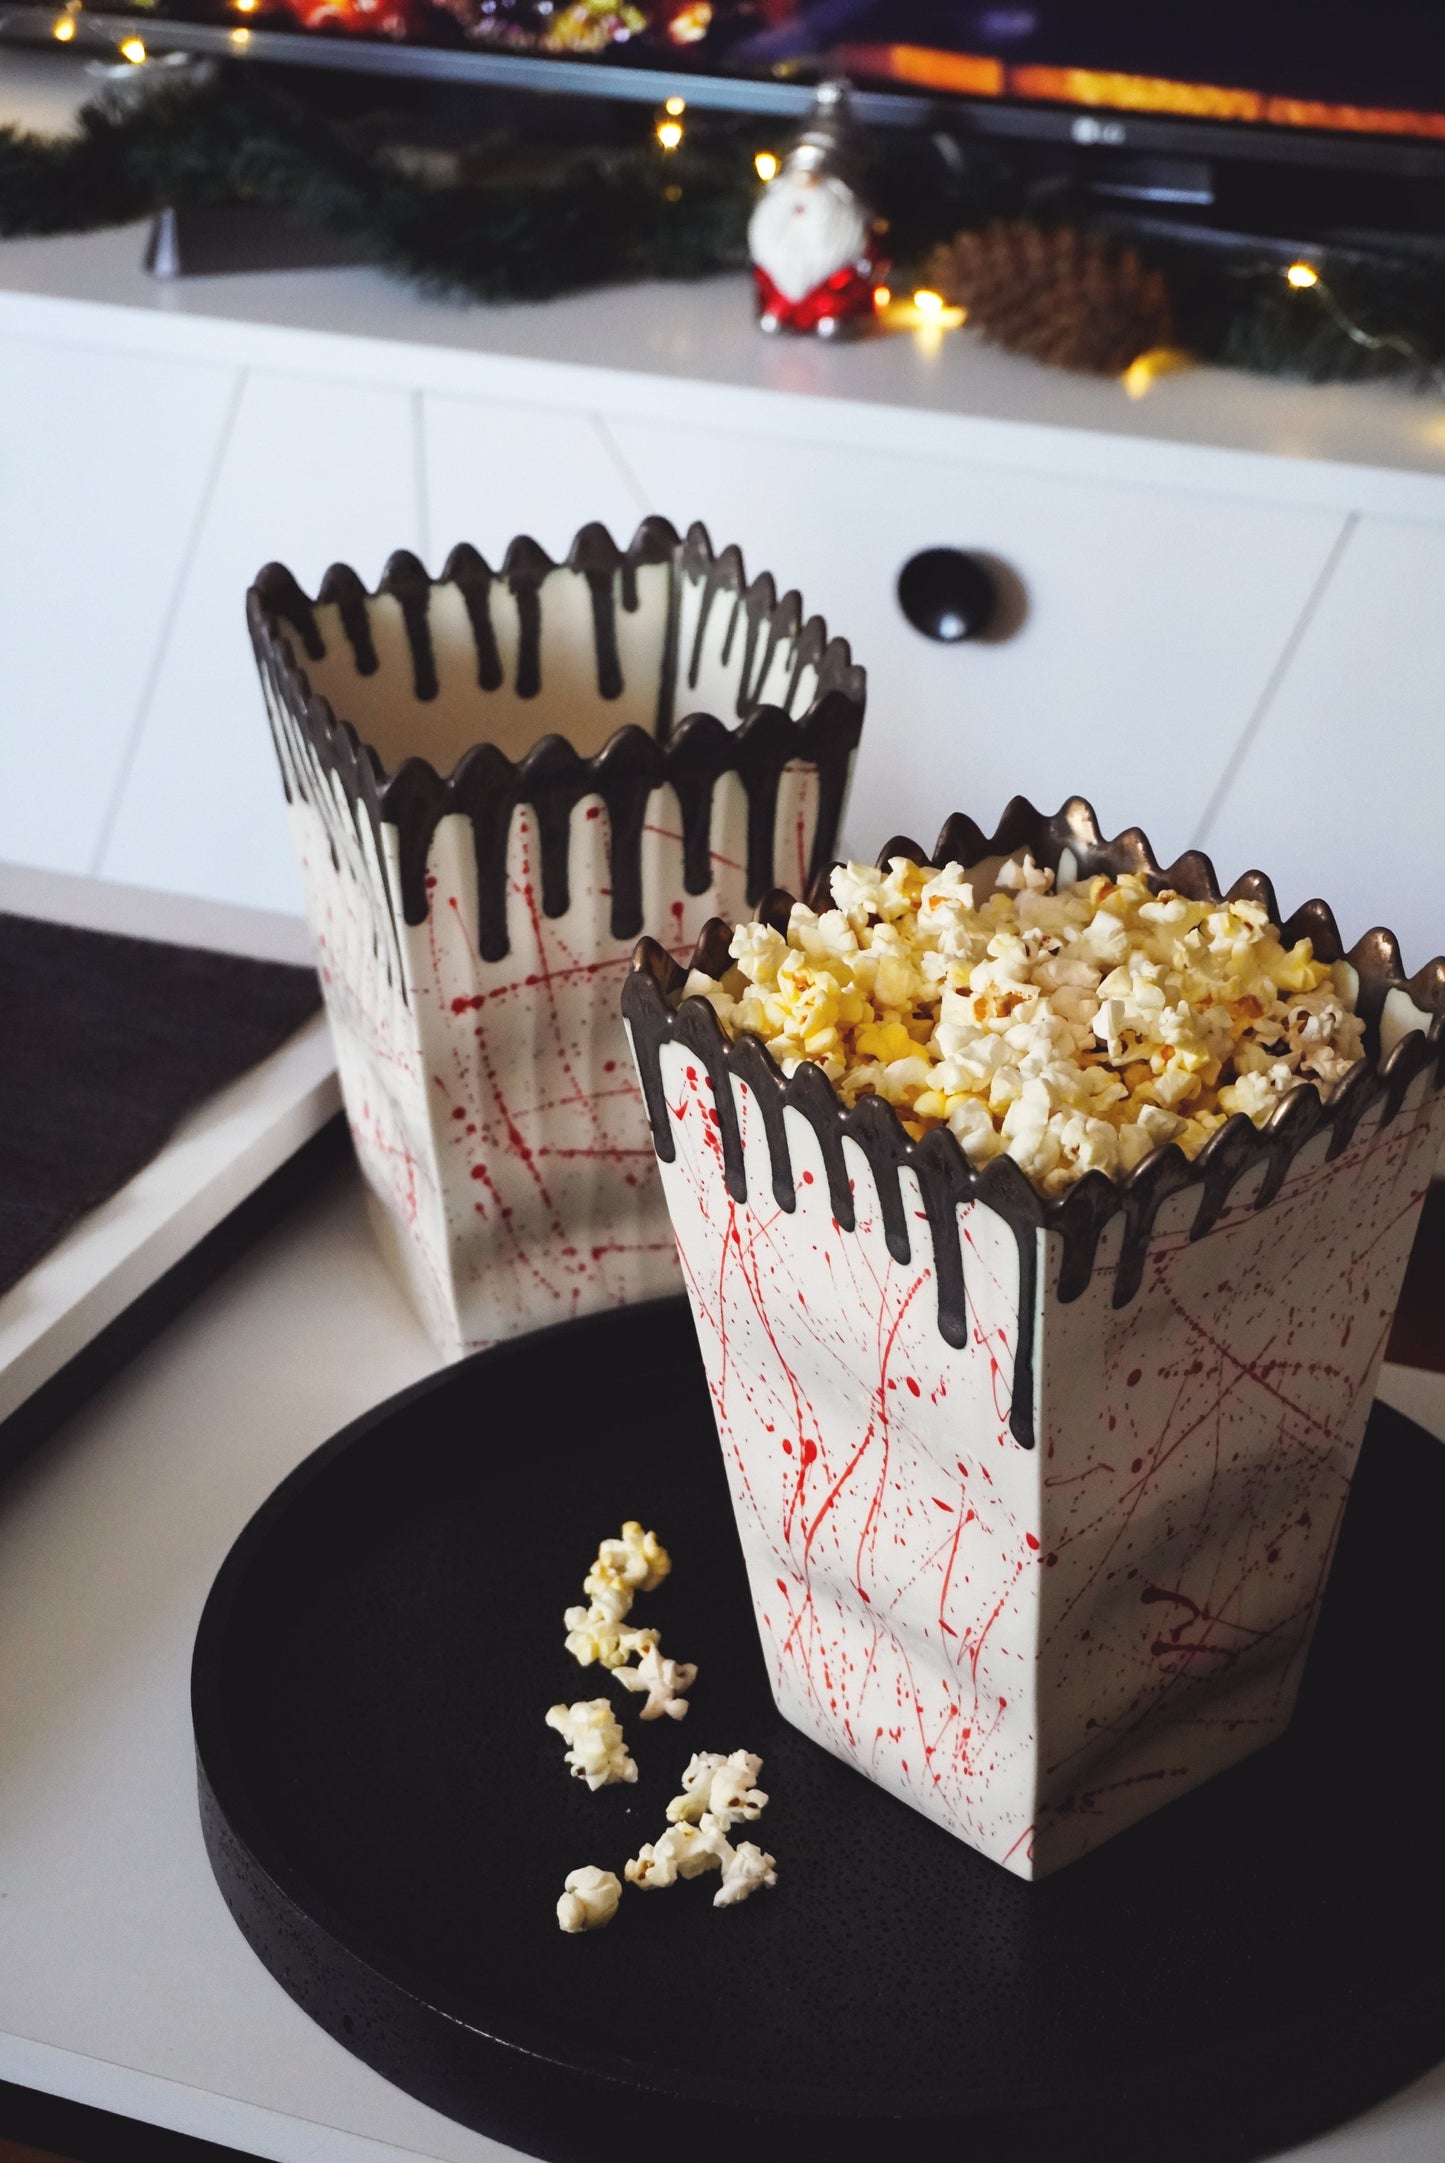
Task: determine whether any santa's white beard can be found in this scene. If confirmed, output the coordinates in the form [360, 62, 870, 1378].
[748, 172, 869, 304]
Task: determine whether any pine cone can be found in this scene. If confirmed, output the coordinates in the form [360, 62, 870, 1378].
[924, 220, 1174, 375]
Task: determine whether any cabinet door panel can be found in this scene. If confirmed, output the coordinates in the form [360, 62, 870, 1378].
[422, 394, 646, 566]
[607, 416, 1347, 870]
[0, 338, 239, 877]
[101, 370, 419, 915]
[1197, 516, 1445, 966]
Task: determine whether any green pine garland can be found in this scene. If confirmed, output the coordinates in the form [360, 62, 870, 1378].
[1184, 251, 1445, 387]
[0, 66, 992, 297]
[2, 63, 1443, 386]
[0, 70, 767, 296]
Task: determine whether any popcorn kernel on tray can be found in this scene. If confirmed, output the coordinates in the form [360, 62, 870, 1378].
[626, 1749, 777, 1909]
[613, 1643, 697, 1721]
[625, 1821, 724, 1888]
[586, 1520, 671, 1599]
[713, 1842, 778, 1909]
[546, 1699, 638, 1790]
[562, 1610, 658, 1670]
[556, 1865, 623, 1933]
[626, 1819, 776, 1908]
[563, 1521, 696, 1711]
[665, 1750, 768, 1828]
[681, 852, 1368, 1194]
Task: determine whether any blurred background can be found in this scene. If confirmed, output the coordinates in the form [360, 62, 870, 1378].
[3, 4, 1445, 956]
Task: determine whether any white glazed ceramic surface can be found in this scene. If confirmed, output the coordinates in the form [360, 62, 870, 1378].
[624, 802, 1445, 1878]
[249, 521, 863, 1356]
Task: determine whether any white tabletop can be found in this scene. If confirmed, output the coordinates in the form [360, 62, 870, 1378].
[0, 1150, 1440, 2163]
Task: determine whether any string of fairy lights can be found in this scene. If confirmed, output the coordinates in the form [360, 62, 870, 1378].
[1273, 256, 1445, 393]
[47, 0, 259, 56]
[870, 245, 1445, 390]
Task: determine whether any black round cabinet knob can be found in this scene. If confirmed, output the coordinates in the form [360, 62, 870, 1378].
[897, 548, 997, 642]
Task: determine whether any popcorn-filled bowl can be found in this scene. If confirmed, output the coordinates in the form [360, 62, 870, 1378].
[622, 796, 1445, 1880]
[249, 518, 864, 1357]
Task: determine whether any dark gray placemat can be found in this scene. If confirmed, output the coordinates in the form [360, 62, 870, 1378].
[0, 912, 321, 1296]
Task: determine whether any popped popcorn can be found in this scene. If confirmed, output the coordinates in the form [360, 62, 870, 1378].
[585, 1520, 671, 1601]
[556, 1865, 623, 1932]
[562, 1608, 658, 1671]
[624, 1820, 727, 1888]
[563, 1522, 680, 1670]
[714, 1841, 778, 1909]
[563, 1520, 697, 1727]
[665, 1750, 768, 1828]
[545, 1699, 639, 1791]
[612, 1643, 697, 1721]
[685, 852, 1368, 1194]
[626, 1751, 777, 1909]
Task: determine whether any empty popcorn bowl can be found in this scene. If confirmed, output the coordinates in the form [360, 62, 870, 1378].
[622, 796, 1445, 1879]
[249, 517, 864, 1357]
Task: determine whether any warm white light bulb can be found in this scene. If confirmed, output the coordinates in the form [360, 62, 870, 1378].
[1286, 261, 1320, 290]
[119, 34, 146, 59]
[52, 12, 76, 36]
[656, 119, 683, 150]
[912, 288, 945, 319]
[753, 150, 779, 182]
[664, 95, 685, 116]
[1121, 346, 1189, 398]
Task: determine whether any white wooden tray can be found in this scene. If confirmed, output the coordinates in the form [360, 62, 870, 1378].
[0, 863, 339, 1446]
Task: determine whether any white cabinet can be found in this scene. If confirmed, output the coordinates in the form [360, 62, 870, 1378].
[98, 368, 420, 916]
[1, 246, 1441, 953]
[1197, 513, 1445, 966]
[605, 413, 1351, 870]
[0, 335, 239, 878]
[421, 393, 646, 566]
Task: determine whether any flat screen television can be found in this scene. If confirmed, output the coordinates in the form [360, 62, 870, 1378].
[9, 1, 1445, 180]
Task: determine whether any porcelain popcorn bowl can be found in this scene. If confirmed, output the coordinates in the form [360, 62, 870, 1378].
[249, 517, 864, 1357]
[622, 796, 1445, 1880]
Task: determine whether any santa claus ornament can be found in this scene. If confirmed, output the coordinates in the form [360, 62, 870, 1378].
[748, 80, 884, 338]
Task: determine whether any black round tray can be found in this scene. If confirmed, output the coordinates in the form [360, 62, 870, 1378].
[193, 1297, 1445, 2163]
